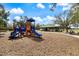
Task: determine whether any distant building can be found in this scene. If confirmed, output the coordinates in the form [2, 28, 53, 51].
[70, 24, 79, 29]
[40, 24, 63, 32]
[40, 24, 79, 32]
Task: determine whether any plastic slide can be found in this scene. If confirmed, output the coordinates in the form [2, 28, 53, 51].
[31, 27, 42, 37]
[9, 26, 20, 39]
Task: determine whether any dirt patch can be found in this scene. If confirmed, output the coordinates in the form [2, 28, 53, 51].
[0, 31, 79, 56]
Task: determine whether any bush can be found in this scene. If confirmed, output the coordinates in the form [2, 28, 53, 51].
[8, 28, 13, 31]
[69, 31, 75, 35]
[77, 32, 79, 35]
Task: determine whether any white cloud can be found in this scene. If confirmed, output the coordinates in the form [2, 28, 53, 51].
[7, 17, 10, 19]
[57, 3, 69, 7]
[49, 3, 71, 11]
[14, 16, 21, 21]
[33, 16, 43, 24]
[8, 20, 13, 24]
[8, 21, 11, 24]
[10, 8, 24, 14]
[46, 16, 56, 21]
[33, 16, 56, 24]
[43, 16, 56, 24]
[36, 3, 45, 9]
[7, 16, 13, 26]
[5, 10, 9, 12]
[7, 20, 13, 27]
[57, 3, 72, 11]
[49, 5, 52, 8]
[63, 6, 70, 11]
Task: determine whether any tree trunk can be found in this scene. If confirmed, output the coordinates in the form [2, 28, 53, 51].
[66, 28, 68, 33]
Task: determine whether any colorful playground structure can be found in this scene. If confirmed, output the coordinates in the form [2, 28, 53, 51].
[9, 18, 42, 39]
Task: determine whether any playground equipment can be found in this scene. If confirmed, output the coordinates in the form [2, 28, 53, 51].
[9, 25, 21, 39]
[26, 18, 42, 37]
[9, 18, 42, 39]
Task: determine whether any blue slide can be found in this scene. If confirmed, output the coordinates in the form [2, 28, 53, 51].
[9, 26, 20, 39]
[31, 27, 42, 37]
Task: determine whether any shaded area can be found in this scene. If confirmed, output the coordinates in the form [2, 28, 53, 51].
[0, 33, 5, 38]
[30, 37, 44, 42]
[0, 33, 5, 35]
[0, 35, 4, 38]
[8, 36, 44, 42]
[8, 37, 22, 40]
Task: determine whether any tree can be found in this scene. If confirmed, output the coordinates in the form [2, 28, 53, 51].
[3, 11, 10, 30]
[17, 20, 25, 26]
[50, 3, 57, 11]
[0, 17, 4, 29]
[21, 16, 28, 23]
[0, 4, 5, 16]
[13, 19, 17, 29]
[0, 4, 5, 30]
[54, 10, 72, 33]
[70, 3, 79, 28]
[13, 16, 26, 28]
[35, 23, 40, 30]
[17, 16, 27, 26]
[0, 4, 10, 30]
[50, 3, 78, 33]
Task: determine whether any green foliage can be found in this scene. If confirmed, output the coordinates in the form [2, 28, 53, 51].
[69, 3, 79, 28]
[0, 18, 4, 27]
[54, 10, 72, 32]
[13, 18, 26, 27]
[0, 4, 10, 31]
[35, 23, 41, 30]
[50, 3, 57, 11]
[70, 8, 79, 24]
[53, 3, 79, 32]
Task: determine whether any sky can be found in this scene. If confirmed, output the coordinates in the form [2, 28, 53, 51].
[2, 3, 72, 25]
